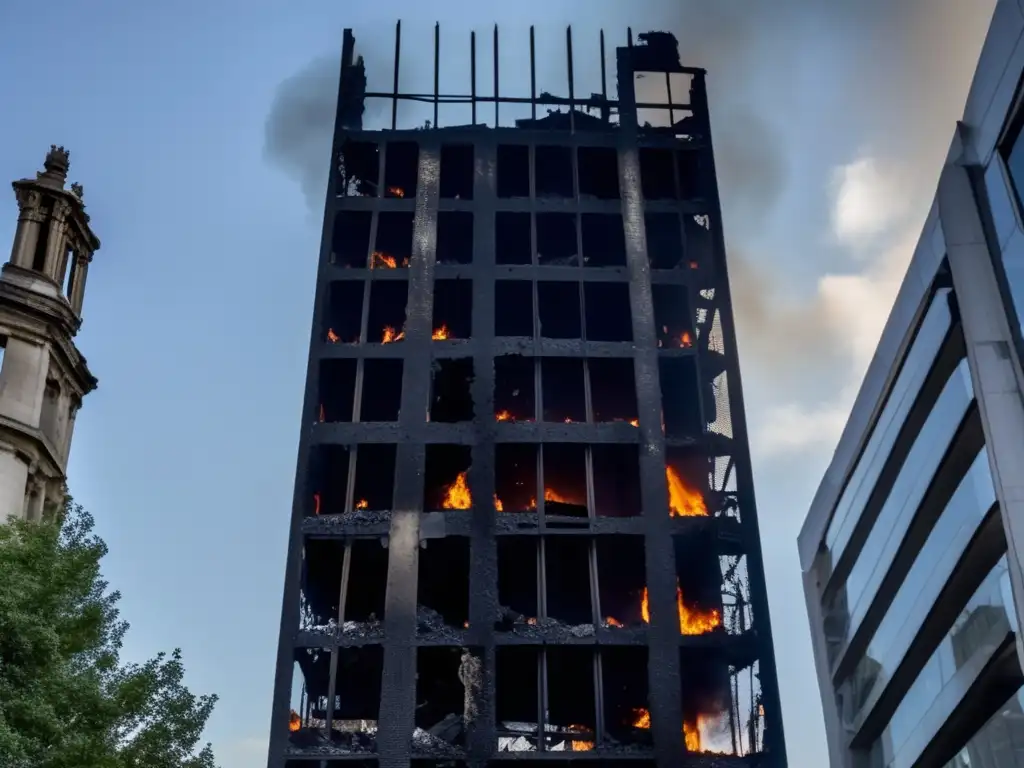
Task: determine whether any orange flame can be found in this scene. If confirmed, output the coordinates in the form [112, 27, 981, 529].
[442, 472, 472, 510]
[680, 331, 693, 347]
[327, 328, 341, 343]
[355, 498, 369, 510]
[630, 707, 716, 753]
[639, 586, 720, 635]
[313, 493, 321, 516]
[319, 404, 325, 423]
[605, 616, 624, 628]
[371, 251, 408, 269]
[432, 325, 450, 340]
[495, 410, 513, 422]
[388, 186, 405, 198]
[684, 719, 701, 752]
[494, 494, 504, 512]
[567, 724, 593, 751]
[289, 710, 301, 732]
[563, 416, 574, 424]
[530, 487, 577, 509]
[689, 260, 699, 270]
[629, 418, 639, 427]
[666, 466, 708, 517]
[382, 326, 406, 344]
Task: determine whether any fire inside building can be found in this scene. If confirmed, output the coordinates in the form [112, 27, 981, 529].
[268, 23, 787, 768]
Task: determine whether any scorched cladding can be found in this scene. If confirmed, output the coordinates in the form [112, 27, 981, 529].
[267, 22, 788, 768]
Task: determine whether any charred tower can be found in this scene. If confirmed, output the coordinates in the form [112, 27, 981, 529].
[0, 146, 98, 521]
[269, 25, 786, 768]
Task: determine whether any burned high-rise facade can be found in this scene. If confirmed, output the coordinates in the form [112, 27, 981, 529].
[268, 24, 786, 768]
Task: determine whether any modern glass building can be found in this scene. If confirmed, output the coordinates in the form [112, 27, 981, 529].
[800, 1, 1024, 765]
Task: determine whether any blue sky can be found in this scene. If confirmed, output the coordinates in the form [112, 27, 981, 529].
[0, 2, 997, 765]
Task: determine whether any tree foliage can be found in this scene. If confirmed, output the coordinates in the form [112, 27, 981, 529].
[0, 501, 219, 768]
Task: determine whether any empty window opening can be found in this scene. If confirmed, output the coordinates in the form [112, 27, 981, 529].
[299, 538, 346, 630]
[384, 141, 419, 198]
[685, 214, 713, 270]
[538, 282, 582, 339]
[360, 359, 403, 422]
[309, 445, 351, 517]
[337, 140, 379, 197]
[719, 555, 754, 636]
[425, 445, 473, 512]
[496, 647, 540, 751]
[541, 358, 586, 423]
[592, 445, 641, 518]
[541, 444, 588, 517]
[672, 533, 724, 637]
[578, 146, 620, 200]
[545, 647, 597, 751]
[589, 359, 637, 424]
[289, 648, 331, 746]
[510, 763, 655, 768]
[415, 647, 471, 749]
[440, 144, 474, 200]
[659, 358, 702, 438]
[368, 281, 409, 344]
[536, 214, 579, 266]
[677, 151, 702, 200]
[679, 651, 734, 755]
[497, 145, 530, 198]
[411, 762, 469, 768]
[495, 281, 535, 337]
[639, 148, 676, 200]
[581, 214, 626, 267]
[496, 537, 539, 628]
[653, 285, 694, 348]
[496, 212, 532, 265]
[665, 447, 710, 519]
[31, 215, 50, 273]
[544, 537, 594, 625]
[374, 212, 414, 268]
[494, 355, 536, 422]
[597, 537, 646, 628]
[436, 212, 474, 265]
[318, 359, 356, 424]
[344, 539, 389, 623]
[0, 336, 7, 373]
[353, 444, 398, 511]
[602, 647, 651, 748]
[645, 213, 684, 269]
[585, 283, 633, 342]
[433, 279, 472, 340]
[418, 536, 470, 631]
[325, 281, 364, 344]
[332, 211, 372, 267]
[535, 145, 574, 198]
[495, 444, 539, 513]
[431, 358, 475, 423]
[289, 646, 382, 751]
[288, 761, 378, 768]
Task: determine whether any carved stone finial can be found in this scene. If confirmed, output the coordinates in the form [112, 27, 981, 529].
[70, 182, 84, 200]
[43, 145, 70, 177]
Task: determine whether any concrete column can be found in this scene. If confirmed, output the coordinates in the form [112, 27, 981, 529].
[41, 201, 70, 282]
[938, 160, 1024, 674]
[10, 191, 44, 269]
[0, 446, 29, 522]
[70, 258, 89, 315]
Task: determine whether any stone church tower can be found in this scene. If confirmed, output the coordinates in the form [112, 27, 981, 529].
[0, 146, 99, 521]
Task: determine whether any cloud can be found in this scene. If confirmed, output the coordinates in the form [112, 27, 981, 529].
[830, 155, 909, 245]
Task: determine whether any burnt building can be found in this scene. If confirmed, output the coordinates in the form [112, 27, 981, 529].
[268, 24, 786, 768]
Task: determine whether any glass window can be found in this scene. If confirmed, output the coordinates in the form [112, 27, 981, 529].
[835, 447, 996, 726]
[824, 359, 974, 655]
[824, 289, 953, 569]
[943, 686, 1024, 767]
[1005, 125, 1024, 210]
[868, 557, 1013, 768]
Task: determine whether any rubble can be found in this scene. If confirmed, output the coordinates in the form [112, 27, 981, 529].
[411, 726, 464, 757]
[417, 605, 467, 641]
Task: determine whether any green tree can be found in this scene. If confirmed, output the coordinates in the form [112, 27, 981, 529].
[0, 500, 219, 768]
